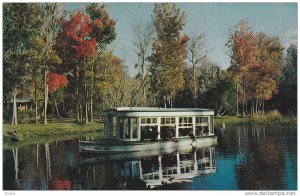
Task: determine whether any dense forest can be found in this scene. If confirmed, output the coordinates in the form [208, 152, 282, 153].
[3, 3, 297, 125]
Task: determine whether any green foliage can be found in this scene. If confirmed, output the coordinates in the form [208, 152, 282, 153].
[86, 3, 117, 49]
[202, 76, 236, 115]
[270, 44, 297, 115]
[149, 3, 188, 107]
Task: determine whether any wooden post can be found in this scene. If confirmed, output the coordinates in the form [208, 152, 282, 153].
[157, 117, 161, 140]
[192, 116, 196, 136]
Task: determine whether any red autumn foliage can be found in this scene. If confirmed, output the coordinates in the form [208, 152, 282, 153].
[47, 72, 68, 93]
[57, 11, 97, 60]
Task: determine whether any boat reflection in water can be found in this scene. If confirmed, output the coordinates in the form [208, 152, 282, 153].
[80, 146, 216, 190]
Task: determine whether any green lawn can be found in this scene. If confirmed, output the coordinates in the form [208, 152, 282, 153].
[3, 121, 103, 148]
[214, 115, 297, 127]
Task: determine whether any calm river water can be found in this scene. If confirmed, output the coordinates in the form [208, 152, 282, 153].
[3, 125, 297, 190]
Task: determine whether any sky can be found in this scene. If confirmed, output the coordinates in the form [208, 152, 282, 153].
[65, 2, 297, 76]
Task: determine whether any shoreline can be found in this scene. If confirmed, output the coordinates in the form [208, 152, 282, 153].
[214, 115, 297, 127]
[3, 121, 103, 149]
[3, 116, 296, 148]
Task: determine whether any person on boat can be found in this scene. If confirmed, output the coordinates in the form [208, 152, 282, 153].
[161, 127, 178, 143]
[161, 128, 173, 140]
[203, 127, 209, 135]
[149, 128, 158, 142]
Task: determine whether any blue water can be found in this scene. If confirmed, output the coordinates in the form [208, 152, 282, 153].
[3, 125, 297, 190]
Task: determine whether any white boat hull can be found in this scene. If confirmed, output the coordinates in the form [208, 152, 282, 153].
[78, 135, 217, 154]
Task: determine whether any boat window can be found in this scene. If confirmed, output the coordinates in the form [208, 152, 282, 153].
[178, 117, 193, 137]
[161, 117, 175, 125]
[119, 117, 138, 140]
[112, 117, 117, 137]
[147, 118, 151, 124]
[196, 117, 208, 124]
[132, 127, 138, 139]
[141, 118, 146, 124]
[141, 117, 158, 125]
[131, 118, 138, 139]
[141, 126, 158, 141]
[179, 117, 192, 127]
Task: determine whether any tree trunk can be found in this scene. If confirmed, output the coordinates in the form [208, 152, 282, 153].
[76, 66, 80, 123]
[141, 58, 146, 106]
[90, 60, 94, 122]
[193, 65, 197, 107]
[170, 93, 173, 108]
[35, 98, 38, 124]
[34, 81, 39, 124]
[54, 99, 61, 118]
[85, 101, 89, 124]
[44, 69, 48, 125]
[11, 91, 18, 125]
[236, 84, 239, 115]
[76, 105, 80, 123]
[79, 104, 83, 124]
[255, 99, 258, 114]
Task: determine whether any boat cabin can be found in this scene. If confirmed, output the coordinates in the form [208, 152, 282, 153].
[104, 107, 214, 141]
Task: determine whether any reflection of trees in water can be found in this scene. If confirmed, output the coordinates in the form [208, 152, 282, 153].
[236, 126, 285, 190]
[4, 140, 81, 190]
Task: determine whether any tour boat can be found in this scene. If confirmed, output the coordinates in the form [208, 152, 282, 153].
[78, 107, 218, 154]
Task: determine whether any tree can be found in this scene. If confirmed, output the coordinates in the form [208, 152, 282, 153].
[149, 3, 189, 108]
[131, 13, 154, 106]
[47, 73, 68, 118]
[251, 32, 283, 115]
[3, 3, 44, 125]
[40, 3, 65, 124]
[274, 44, 297, 115]
[187, 33, 206, 107]
[227, 21, 284, 116]
[227, 20, 257, 116]
[56, 11, 97, 124]
[86, 3, 117, 121]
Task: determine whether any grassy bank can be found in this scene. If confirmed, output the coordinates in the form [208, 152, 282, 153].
[3, 121, 103, 148]
[214, 115, 297, 127]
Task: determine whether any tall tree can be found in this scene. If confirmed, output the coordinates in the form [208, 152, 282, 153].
[227, 21, 258, 115]
[131, 13, 154, 106]
[85, 3, 116, 121]
[56, 11, 97, 124]
[187, 33, 206, 107]
[149, 3, 189, 108]
[3, 3, 44, 125]
[227, 21, 284, 116]
[252, 32, 283, 114]
[40, 3, 65, 124]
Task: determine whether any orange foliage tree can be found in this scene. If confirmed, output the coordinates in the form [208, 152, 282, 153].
[227, 21, 283, 115]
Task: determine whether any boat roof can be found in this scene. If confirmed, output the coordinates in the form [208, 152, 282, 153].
[105, 107, 214, 117]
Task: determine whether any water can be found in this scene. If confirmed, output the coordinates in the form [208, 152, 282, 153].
[3, 125, 297, 190]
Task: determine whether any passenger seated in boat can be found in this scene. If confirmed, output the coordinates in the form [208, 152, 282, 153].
[149, 128, 158, 142]
[161, 128, 172, 140]
[141, 127, 158, 142]
[203, 127, 209, 135]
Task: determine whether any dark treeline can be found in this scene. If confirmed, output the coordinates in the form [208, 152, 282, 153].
[3, 3, 297, 125]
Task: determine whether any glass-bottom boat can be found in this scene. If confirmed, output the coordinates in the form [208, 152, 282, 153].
[78, 107, 218, 154]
